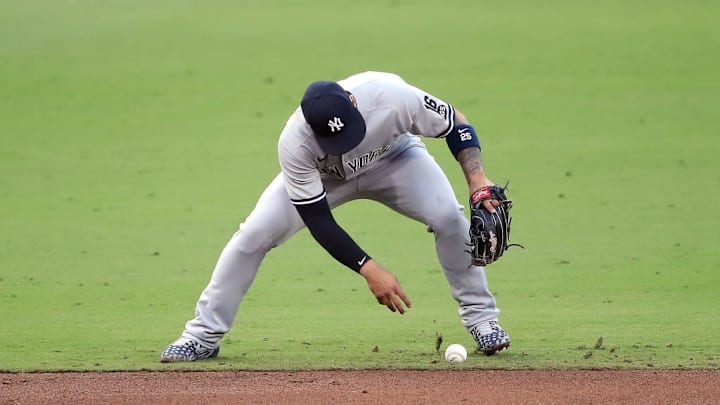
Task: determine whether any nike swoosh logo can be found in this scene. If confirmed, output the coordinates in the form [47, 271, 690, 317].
[357, 256, 367, 266]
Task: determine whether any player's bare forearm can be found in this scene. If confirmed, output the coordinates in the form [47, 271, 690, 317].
[458, 147, 492, 192]
[454, 109, 493, 193]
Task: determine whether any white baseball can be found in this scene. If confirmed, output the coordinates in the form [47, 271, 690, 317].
[444, 343, 467, 363]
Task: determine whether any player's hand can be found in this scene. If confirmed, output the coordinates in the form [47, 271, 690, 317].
[359, 260, 412, 314]
[482, 195, 500, 213]
[470, 180, 501, 214]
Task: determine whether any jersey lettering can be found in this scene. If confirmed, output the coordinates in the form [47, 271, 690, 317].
[318, 155, 346, 179]
[423, 95, 448, 120]
[320, 164, 344, 178]
[346, 144, 392, 173]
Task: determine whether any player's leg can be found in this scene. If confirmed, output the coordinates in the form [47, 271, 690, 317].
[161, 174, 358, 362]
[359, 144, 509, 354]
[161, 174, 306, 362]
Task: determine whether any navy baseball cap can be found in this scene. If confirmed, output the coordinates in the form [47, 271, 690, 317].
[300, 81, 366, 155]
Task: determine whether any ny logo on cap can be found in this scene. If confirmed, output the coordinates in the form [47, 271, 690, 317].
[328, 117, 344, 133]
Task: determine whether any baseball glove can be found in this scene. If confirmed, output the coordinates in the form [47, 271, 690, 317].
[468, 183, 521, 266]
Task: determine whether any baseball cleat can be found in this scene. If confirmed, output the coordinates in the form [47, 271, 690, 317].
[160, 336, 220, 363]
[469, 320, 511, 356]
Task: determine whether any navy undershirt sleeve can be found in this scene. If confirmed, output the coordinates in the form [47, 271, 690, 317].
[294, 197, 370, 273]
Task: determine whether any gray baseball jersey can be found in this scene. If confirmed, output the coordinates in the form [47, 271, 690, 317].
[278, 71, 455, 205]
[180, 71, 500, 349]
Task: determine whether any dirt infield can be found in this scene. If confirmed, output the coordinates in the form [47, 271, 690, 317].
[2, 370, 718, 404]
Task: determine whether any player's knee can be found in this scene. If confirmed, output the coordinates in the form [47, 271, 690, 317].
[232, 215, 300, 253]
[426, 204, 466, 235]
[230, 222, 277, 253]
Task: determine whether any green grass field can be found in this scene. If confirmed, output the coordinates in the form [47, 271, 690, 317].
[1, 0, 718, 372]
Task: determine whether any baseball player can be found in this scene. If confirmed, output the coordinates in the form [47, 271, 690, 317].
[160, 71, 510, 362]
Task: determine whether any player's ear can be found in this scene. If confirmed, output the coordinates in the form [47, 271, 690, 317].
[347, 92, 358, 108]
